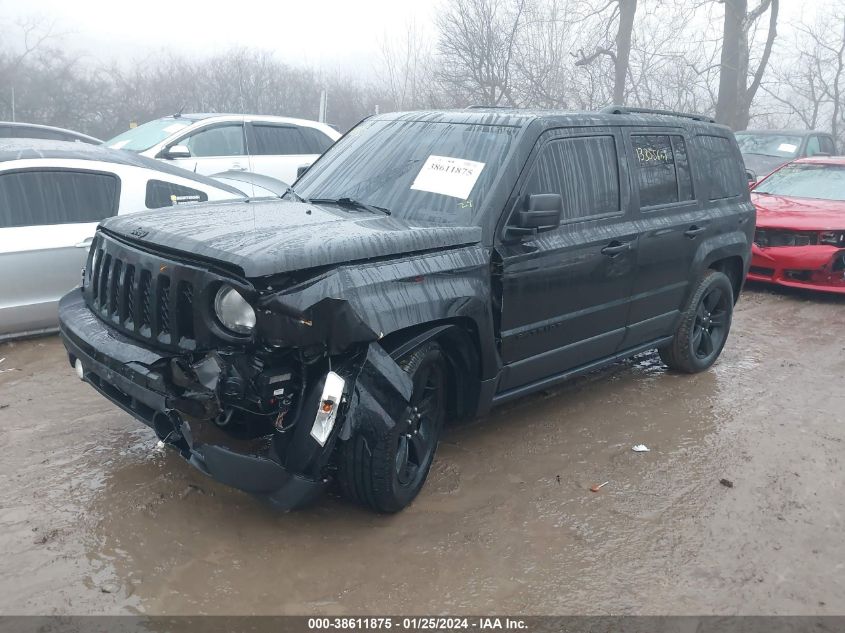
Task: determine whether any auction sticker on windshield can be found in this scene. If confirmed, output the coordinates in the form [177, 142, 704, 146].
[411, 155, 486, 199]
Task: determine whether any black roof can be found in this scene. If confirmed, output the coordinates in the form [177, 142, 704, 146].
[376, 107, 732, 134]
[0, 139, 244, 196]
[0, 121, 102, 144]
[738, 129, 829, 137]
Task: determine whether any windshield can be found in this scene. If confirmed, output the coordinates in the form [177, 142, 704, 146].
[755, 164, 845, 202]
[736, 133, 802, 158]
[106, 117, 192, 152]
[293, 118, 519, 225]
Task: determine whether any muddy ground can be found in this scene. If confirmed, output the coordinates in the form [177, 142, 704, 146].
[0, 285, 843, 615]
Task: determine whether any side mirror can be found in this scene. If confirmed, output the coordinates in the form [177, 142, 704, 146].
[296, 164, 311, 179]
[746, 169, 757, 188]
[507, 194, 563, 238]
[163, 144, 191, 159]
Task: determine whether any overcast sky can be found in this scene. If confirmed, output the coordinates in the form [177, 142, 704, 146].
[0, 0, 820, 74]
[0, 0, 434, 74]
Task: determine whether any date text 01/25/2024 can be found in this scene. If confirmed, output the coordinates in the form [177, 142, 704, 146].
[307, 617, 528, 630]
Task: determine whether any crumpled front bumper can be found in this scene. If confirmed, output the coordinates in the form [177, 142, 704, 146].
[58, 289, 327, 509]
[749, 244, 845, 294]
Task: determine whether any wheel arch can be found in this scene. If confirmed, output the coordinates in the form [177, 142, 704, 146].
[708, 255, 745, 302]
[379, 318, 483, 423]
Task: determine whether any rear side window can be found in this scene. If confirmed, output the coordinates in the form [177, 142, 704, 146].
[818, 136, 835, 155]
[524, 135, 621, 222]
[299, 127, 335, 153]
[251, 125, 317, 155]
[631, 134, 694, 208]
[0, 169, 119, 228]
[697, 135, 744, 200]
[145, 180, 209, 209]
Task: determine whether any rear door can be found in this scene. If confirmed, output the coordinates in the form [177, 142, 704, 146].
[496, 127, 638, 393]
[246, 123, 333, 183]
[167, 121, 250, 176]
[0, 167, 119, 337]
[620, 128, 706, 347]
[622, 130, 749, 349]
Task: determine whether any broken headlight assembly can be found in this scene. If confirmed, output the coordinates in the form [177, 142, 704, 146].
[754, 229, 816, 248]
[214, 285, 256, 334]
[820, 231, 845, 247]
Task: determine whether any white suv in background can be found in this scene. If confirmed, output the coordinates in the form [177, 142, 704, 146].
[0, 139, 246, 340]
[106, 114, 341, 183]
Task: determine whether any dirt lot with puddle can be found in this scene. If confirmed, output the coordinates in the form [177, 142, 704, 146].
[0, 285, 843, 615]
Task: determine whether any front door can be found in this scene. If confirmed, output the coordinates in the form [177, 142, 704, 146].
[167, 121, 251, 176]
[496, 128, 638, 393]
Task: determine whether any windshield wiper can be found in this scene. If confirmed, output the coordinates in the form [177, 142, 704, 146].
[308, 197, 392, 216]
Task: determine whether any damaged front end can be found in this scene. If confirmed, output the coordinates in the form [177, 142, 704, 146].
[58, 231, 419, 509]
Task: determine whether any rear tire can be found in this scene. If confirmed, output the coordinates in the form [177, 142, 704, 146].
[659, 270, 734, 373]
[338, 342, 446, 513]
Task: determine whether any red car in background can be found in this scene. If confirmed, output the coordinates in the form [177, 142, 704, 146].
[748, 157, 845, 294]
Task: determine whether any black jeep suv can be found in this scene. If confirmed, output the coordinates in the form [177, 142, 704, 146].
[58, 107, 753, 512]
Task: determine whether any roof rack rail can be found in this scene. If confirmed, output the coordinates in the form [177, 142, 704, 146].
[600, 105, 715, 123]
[464, 104, 517, 109]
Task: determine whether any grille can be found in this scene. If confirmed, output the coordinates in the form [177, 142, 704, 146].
[89, 247, 195, 347]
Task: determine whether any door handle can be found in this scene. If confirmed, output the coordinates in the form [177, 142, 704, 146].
[75, 238, 93, 249]
[601, 241, 631, 256]
[684, 225, 707, 238]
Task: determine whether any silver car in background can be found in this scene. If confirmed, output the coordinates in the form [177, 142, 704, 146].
[0, 139, 246, 340]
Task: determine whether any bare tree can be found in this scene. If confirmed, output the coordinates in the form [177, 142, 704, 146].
[435, 0, 527, 107]
[715, 0, 779, 130]
[574, 0, 639, 105]
[378, 20, 436, 111]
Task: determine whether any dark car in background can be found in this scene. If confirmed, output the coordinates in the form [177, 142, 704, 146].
[736, 129, 836, 182]
[0, 121, 101, 145]
[58, 106, 753, 513]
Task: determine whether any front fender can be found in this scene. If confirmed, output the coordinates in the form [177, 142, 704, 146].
[255, 246, 495, 364]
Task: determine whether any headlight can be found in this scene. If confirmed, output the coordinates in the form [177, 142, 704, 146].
[820, 231, 844, 246]
[214, 285, 256, 334]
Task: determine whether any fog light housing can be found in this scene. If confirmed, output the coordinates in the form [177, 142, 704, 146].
[74, 358, 84, 380]
[214, 285, 256, 334]
[310, 372, 345, 446]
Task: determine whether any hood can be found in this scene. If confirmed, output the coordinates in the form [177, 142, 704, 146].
[751, 193, 845, 231]
[102, 199, 482, 278]
[743, 154, 788, 180]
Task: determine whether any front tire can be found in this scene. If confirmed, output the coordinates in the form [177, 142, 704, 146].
[338, 342, 447, 513]
[659, 270, 734, 373]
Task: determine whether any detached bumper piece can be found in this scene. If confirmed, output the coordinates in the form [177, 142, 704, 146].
[749, 245, 845, 294]
[59, 289, 326, 510]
